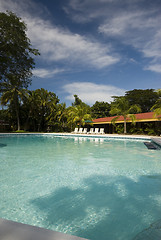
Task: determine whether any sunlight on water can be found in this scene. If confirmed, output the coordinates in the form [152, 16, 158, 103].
[0, 134, 161, 240]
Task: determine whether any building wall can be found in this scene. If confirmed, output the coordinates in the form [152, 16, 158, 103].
[93, 121, 161, 135]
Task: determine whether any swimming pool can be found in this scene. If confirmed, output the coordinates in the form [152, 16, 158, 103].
[0, 134, 161, 240]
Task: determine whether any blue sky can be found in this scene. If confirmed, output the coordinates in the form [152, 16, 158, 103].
[0, 0, 161, 106]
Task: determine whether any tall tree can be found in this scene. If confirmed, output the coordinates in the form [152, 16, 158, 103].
[72, 94, 90, 110]
[50, 103, 70, 132]
[0, 11, 39, 130]
[151, 89, 161, 117]
[110, 96, 141, 134]
[125, 89, 159, 113]
[1, 76, 28, 130]
[67, 105, 92, 129]
[91, 101, 110, 119]
[30, 88, 59, 132]
[72, 95, 83, 106]
[0, 11, 39, 89]
[22, 90, 40, 131]
[37, 89, 59, 131]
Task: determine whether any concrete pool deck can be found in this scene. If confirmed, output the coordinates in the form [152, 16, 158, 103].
[0, 218, 88, 240]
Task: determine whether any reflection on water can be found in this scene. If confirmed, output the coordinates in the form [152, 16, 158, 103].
[74, 137, 105, 144]
[0, 143, 7, 147]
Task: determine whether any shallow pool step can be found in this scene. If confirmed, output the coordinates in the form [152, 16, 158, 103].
[151, 137, 161, 147]
[133, 219, 161, 240]
[144, 142, 160, 150]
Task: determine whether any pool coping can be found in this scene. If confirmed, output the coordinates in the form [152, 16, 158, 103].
[0, 132, 152, 141]
[151, 137, 161, 147]
[0, 218, 88, 240]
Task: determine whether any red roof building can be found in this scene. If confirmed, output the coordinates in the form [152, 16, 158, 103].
[92, 112, 161, 134]
[93, 112, 161, 124]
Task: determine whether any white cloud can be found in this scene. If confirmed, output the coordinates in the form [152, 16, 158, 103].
[1, 0, 161, 74]
[32, 68, 65, 78]
[0, 0, 119, 69]
[63, 82, 126, 105]
[144, 64, 161, 73]
[27, 18, 119, 68]
[64, 0, 144, 23]
[65, 0, 161, 74]
[99, 12, 142, 36]
[98, 10, 159, 46]
[99, 10, 161, 73]
[0, 0, 49, 18]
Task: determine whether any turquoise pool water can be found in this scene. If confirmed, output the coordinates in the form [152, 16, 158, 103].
[0, 134, 161, 240]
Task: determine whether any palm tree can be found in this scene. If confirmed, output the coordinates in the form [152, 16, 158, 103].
[23, 90, 40, 131]
[151, 89, 161, 118]
[110, 97, 141, 134]
[67, 104, 92, 130]
[22, 89, 59, 132]
[0, 76, 28, 130]
[35, 88, 59, 131]
[53, 103, 68, 131]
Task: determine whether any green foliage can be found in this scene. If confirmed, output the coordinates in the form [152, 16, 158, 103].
[91, 101, 110, 119]
[0, 109, 11, 132]
[0, 75, 28, 130]
[115, 124, 124, 134]
[72, 94, 90, 109]
[0, 109, 9, 121]
[48, 103, 72, 132]
[151, 89, 161, 118]
[15, 130, 28, 133]
[22, 88, 59, 132]
[67, 104, 92, 129]
[125, 89, 159, 113]
[110, 96, 141, 134]
[128, 122, 161, 136]
[0, 11, 39, 89]
[0, 11, 39, 130]
[144, 123, 157, 136]
[129, 127, 144, 135]
[72, 95, 83, 106]
[110, 96, 141, 116]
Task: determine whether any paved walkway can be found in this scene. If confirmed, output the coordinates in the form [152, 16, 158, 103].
[0, 218, 88, 240]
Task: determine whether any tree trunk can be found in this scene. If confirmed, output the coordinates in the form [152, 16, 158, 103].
[14, 94, 20, 131]
[15, 106, 20, 131]
[124, 116, 127, 134]
[24, 109, 31, 131]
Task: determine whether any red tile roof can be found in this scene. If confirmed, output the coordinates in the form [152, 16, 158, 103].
[93, 112, 161, 123]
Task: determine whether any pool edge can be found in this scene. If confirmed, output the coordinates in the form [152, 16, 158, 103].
[0, 218, 88, 240]
[0, 132, 152, 141]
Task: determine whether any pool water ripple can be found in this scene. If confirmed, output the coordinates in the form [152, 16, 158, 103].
[0, 135, 161, 240]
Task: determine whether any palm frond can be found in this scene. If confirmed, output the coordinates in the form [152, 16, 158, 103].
[111, 116, 120, 126]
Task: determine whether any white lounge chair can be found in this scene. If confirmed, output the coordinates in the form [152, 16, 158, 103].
[73, 128, 78, 133]
[82, 128, 87, 134]
[88, 128, 94, 134]
[94, 128, 99, 134]
[78, 128, 83, 133]
[100, 128, 104, 134]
